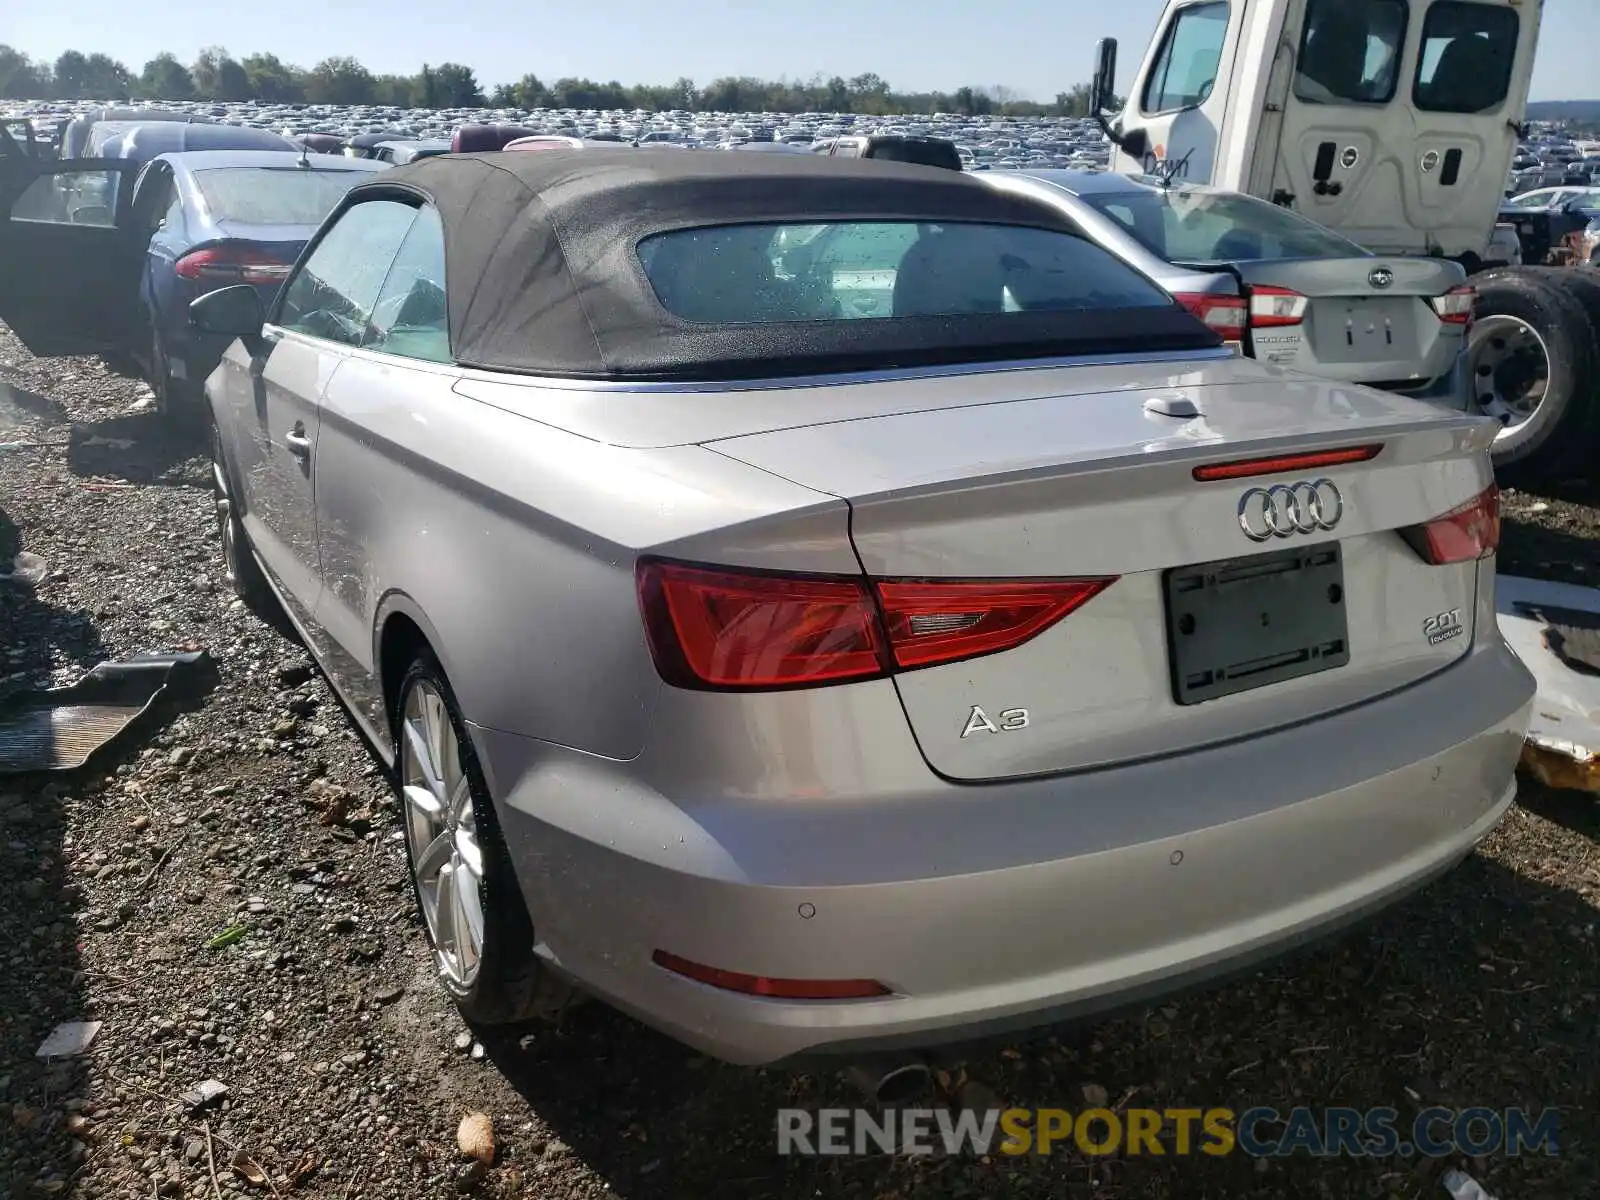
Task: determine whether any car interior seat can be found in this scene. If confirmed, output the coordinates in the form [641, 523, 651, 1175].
[1182, 51, 1218, 104]
[1210, 229, 1266, 260]
[1422, 35, 1509, 114]
[393, 278, 447, 329]
[892, 229, 1007, 316]
[1298, 9, 1369, 102]
[646, 229, 821, 323]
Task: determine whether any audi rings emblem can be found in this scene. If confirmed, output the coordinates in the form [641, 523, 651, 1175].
[1237, 479, 1344, 542]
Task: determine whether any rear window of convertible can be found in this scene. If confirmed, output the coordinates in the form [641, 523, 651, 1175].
[635, 220, 1175, 324]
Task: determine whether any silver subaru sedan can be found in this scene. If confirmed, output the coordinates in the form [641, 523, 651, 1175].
[983, 170, 1474, 407]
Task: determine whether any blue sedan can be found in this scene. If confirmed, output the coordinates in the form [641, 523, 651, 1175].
[128, 150, 390, 419]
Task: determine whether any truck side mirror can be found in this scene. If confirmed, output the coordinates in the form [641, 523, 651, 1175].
[1090, 38, 1119, 117]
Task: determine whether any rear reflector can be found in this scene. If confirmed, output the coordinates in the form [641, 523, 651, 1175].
[652, 950, 890, 999]
[1248, 285, 1310, 328]
[175, 245, 292, 283]
[1429, 285, 1476, 326]
[1174, 292, 1247, 336]
[637, 560, 1117, 690]
[1193, 444, 1383, 482]
[1400, 484, 1500, 564]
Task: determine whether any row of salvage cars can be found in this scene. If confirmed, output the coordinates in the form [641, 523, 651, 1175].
[0, 119, 1539, 1089]
[4, 110, 1566, 479]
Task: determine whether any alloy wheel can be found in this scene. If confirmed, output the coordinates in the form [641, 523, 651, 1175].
[399, 679, 486, 988]
[211, 436, 241, 586]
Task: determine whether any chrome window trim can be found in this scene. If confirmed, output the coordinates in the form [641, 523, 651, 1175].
[453, 346, 1239, 395]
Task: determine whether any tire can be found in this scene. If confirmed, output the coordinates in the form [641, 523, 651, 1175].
[393, 654, 574, 1025]
[1524, 266, 1600, 343]
[1469, 268, 1599, 486]
[150, 331, 207, 434]
[210, 422, 274, 612]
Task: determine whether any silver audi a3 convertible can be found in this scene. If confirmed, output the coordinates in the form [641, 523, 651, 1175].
[189, 150, 1534, 1070]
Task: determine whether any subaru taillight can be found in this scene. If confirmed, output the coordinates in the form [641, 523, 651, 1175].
[1400, 485, 1500, 564]
[1174, 293, 1247, 337]
[175, 245, 292, 284]
[636, 560, 1117, 690]
[1429, 285, 1476, 327]
[1248, 285, 1310, 328]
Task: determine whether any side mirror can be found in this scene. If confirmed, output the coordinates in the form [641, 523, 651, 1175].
[1121, 126, 1150, 161]
[190, 285, 265, 340]
[1090, 38, 1119, 117]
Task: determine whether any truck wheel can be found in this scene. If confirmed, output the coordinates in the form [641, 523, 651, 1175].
[1469, 268, 1599, 486]
[1523, 266, 1600, 340]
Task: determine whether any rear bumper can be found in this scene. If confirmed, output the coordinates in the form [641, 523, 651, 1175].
[478, 637, 1532, 1067]
[1383, 347, 1471, 409]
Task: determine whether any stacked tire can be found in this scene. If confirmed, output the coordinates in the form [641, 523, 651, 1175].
[1472, 266, 1600, 487]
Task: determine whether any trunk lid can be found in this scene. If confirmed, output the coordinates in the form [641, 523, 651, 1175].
[706, 368, 1495, 781]
[1226, 257, 1467, 383]
[213, 222, 314, 247]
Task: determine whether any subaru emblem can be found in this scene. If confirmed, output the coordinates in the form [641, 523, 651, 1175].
[1369, 267, 1395, 289]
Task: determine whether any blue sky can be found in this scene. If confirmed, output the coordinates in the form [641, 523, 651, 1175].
[8, 0, 1592, 101]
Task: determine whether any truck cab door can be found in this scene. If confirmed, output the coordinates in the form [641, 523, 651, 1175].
[1113, 0, 1244, 184]
[0, 158, 144, 357]
[1262, 0, 1538, 258]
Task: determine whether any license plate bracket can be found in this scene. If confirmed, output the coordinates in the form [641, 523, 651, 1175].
[1165, 543, 1350, 706]
[1342, 302, 1399, 351]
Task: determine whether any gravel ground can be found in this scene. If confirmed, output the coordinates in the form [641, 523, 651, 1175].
[2, 323, 1598, 1200]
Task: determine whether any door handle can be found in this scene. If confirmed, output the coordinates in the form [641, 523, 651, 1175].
[284, 428, 311, 458]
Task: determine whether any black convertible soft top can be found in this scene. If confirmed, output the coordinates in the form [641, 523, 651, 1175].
[337, 150, 1218, 380]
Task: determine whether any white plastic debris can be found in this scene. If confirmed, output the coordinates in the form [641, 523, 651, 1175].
[1441, 1167, 1499, 1199]
[35, 1020, 102, 1059]
[0, 551, 47, 588]
[1498, 575, 1600, 790]
[181, 1079, 229, 1110]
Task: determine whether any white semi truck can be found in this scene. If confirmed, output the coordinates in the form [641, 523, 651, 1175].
[1088, 0, 1598, 484]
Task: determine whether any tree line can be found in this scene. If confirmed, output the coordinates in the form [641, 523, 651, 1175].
[0, 45, 1108, 118]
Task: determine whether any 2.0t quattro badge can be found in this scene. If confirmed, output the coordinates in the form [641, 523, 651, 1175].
[1237, 480, 1344, 542]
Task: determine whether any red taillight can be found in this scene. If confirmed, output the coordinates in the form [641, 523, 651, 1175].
[175, 245, 292, 283]
[651, 950, 890, 999]
[876, 579, 1114, 669]
[1401, 485, 1500, 564]
[636, 560, 1117, 690]
[1429, 284, 1476, 327]
[1193, 444, 1383, 482]
[638, 561, 884, 689]
[1248, 285, 1309, 328]
[1175, 292, 1247, 336]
